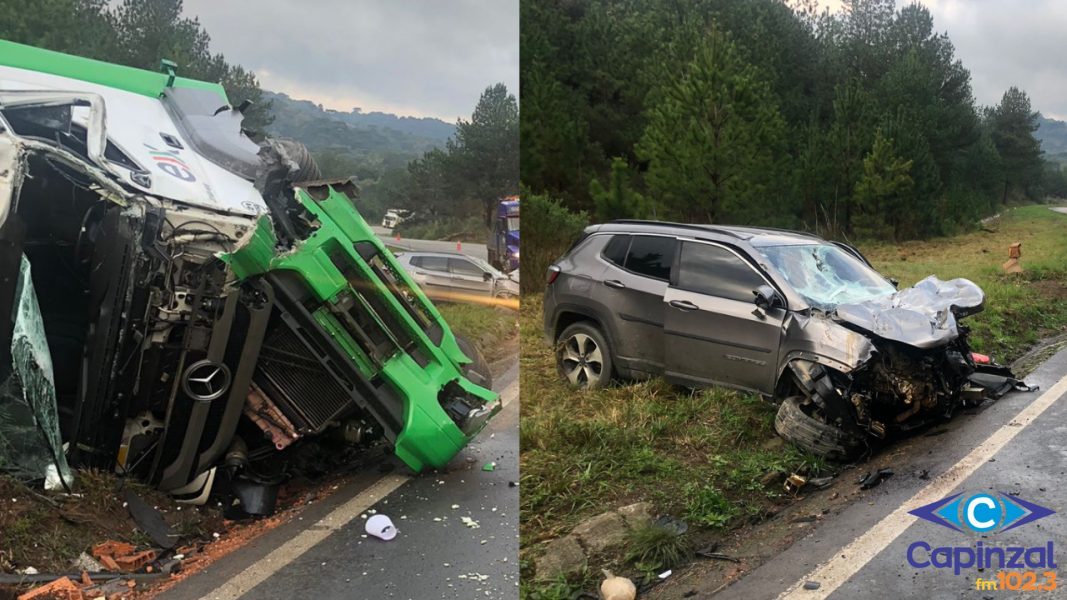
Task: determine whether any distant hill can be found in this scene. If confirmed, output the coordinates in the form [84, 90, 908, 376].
[1036, 115, 1067, 165]
[262, 90, 454, 165]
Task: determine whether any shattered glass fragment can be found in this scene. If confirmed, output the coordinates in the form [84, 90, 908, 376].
[0, 254, 74, 486]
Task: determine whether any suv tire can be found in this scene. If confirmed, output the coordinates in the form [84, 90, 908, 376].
[774, 396, 863, 461]
[556, 322, 613, 390]
[456, 334, 493, 390]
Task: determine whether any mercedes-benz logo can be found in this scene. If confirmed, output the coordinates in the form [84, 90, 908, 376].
[181, 360, 232, 402]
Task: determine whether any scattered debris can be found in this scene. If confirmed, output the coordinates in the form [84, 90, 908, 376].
[808, 476, 834, 489]
[460, 516, 481, 529]
[803, 580, 822, 590]
[784, 473, 807, 494]
[658, 569, 672, 580]
[695, 546, 740, 563]
[123, 489, 178, 549]
[915, 469, 929, 480]
[600, 570, 637, 600]
[653, 515, 688, 536]
[16, 576, 83, 600]
[365, 514, 397, 541]
[858, 468, 894, 490]
[482, 462, 496, 472]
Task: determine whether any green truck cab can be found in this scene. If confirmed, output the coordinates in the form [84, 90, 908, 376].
[0, 40, 498, 510]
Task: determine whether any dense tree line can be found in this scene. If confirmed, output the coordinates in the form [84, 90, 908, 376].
[522, 0, 1054, 241]
[373, 84, 521, 229]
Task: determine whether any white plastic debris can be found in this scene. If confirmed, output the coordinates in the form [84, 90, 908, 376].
[658, 569, 672, 579]
[461, 516, 481, 529]
[365, 514, 397, 541]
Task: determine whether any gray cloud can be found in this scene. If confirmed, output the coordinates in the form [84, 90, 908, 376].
[819, 0, 1067, 119]
[182, 0, 519, 120]
[920, 0, 1067, 119]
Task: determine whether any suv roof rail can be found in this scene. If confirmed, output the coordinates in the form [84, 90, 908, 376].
[605, 219, 825, 242]
[604, 219, 747, 239]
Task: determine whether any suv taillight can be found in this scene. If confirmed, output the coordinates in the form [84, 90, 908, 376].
[546, 265, 561, 285]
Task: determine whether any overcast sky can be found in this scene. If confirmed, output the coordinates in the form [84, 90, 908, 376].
[182, 0, 519, 121]
[818, 0, 1067, 119]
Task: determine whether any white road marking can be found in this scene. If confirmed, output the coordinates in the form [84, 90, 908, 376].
[198, 375, 517, 600]
[199, 473, 410, 600]
[779, 373, 1067, 599]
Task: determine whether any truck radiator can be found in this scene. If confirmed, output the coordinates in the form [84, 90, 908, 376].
[253, 318, 356, 434]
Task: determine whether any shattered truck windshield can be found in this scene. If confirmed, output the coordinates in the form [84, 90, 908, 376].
[758, 243, 896, 311]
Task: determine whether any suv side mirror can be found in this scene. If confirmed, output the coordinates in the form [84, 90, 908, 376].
[753, 285, 783, 311]
[483, 271, 493, 282]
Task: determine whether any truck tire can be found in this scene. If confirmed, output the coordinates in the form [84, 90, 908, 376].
[456, 334, 493, 390]
[774, 396, 864, 461]
[274, 138, 322, 183]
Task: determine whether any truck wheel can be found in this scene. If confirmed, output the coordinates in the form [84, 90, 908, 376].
[556, 322, 613, 390]
[456, 334, 493, 390]
[274, 138, 322, 182]
[774, 396, 864, 461]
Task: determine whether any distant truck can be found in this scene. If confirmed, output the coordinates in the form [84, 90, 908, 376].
[488, 196, 519, 272]
[381, 208, 413, 229]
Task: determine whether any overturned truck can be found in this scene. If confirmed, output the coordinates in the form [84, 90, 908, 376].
[0, 41, 498, 510]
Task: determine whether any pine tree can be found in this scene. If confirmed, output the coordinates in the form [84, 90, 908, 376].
[636, 28, 785, 223]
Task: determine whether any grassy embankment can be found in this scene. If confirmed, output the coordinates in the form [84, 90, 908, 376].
[519, 205, 1067, 592]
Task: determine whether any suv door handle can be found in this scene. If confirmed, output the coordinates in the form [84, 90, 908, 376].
[669, 299, 698, 311]
[604, 279, 626, 289]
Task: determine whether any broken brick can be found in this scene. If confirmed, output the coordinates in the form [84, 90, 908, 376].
[16, 576, 83, 600]
[91, 541, 135, 561]
[113, 549, 157, 572]
[98, 555, 121, 572]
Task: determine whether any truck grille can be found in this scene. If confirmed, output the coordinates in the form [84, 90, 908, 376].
[254, 321, 355, 434]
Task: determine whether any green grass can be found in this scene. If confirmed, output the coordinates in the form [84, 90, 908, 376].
[625, 522, 693, 572]
[395, 216, 485, 243]
[437, 302, 518, 361]
[519, 205, 1067, 596]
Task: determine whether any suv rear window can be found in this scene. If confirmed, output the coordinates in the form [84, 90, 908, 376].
[625, 235, 675, 281]
[676, 242, 766, 302]
[602, 235, 630, 267]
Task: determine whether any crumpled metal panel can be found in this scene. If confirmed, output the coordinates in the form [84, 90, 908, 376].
[0, 254, 74, 486]
[834, 276, 984, 349]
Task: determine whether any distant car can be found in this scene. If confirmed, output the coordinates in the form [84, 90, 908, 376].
[382, 208, 413, 229]
[397, 251, 519, 301]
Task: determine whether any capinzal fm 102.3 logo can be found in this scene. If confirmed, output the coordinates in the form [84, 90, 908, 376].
[906, 491, 1057, 578]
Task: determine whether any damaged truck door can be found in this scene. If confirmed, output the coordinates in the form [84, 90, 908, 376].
[0, 41, 499, 514]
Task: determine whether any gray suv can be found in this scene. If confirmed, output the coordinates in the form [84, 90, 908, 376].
[543, 221, 1016, 459]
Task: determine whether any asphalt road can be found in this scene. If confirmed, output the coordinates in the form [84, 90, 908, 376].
[373, 225, 489, 262]
[714, 345, 1067, 599]
[161, 360, 519, 600]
